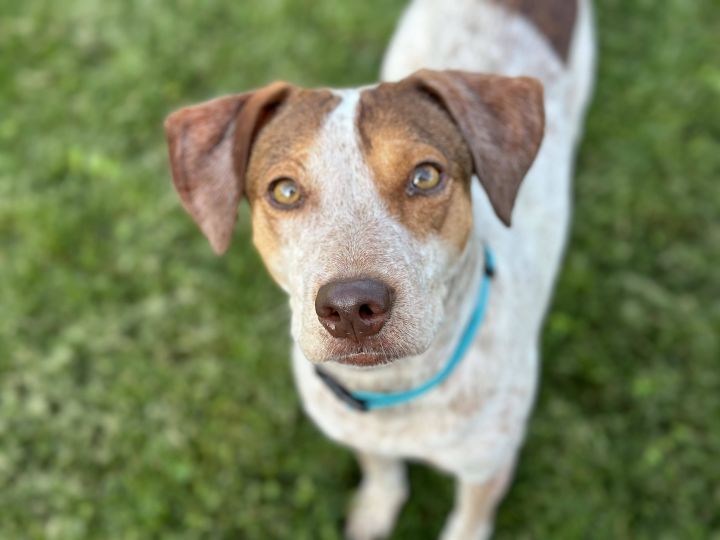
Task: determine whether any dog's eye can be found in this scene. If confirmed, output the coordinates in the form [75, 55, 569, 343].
[409, 163, 443, 193]
[269, 178, 302, 208]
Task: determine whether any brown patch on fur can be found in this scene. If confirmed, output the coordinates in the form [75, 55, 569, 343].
[449, 388, 489, 416]
[245, 90, 340, 277]
[358, 81, 475, 252]
[358, 70, 545, 237]
[494, 0, 578, 62]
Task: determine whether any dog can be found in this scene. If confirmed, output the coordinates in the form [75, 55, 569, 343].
[163, 0, 595, 538]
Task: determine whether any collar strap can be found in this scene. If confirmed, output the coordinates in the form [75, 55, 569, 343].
[315, 245, 495, 412]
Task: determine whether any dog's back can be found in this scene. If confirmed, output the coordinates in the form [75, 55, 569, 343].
[383, 0, 595, 129]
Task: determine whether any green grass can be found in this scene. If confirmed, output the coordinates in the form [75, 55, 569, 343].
[1, 0, 718, 538]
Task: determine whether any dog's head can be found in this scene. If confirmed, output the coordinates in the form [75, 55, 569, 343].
[164, 70, 544, 366]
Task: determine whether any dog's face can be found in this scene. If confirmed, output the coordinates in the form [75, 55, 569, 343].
[164, 70, 544, 366]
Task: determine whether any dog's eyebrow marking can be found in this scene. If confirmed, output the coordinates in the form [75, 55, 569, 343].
[276, 156, 308, 174]
[493, 0, 578, 62]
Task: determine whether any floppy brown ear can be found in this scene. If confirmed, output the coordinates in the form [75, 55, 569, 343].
[411, 69, 545, 226]
[164, 82, 291, 254]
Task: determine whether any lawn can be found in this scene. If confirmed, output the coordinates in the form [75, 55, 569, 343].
[1, 0, 719, 538]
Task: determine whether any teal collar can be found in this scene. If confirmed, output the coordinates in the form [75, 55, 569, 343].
[314, 246, 495, 412]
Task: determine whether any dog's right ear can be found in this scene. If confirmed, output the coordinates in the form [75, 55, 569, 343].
[164, 82, 292, 255]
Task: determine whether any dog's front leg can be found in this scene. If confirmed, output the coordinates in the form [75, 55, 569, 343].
[345, 451, 408, 540]
[440, 462, 515, 540]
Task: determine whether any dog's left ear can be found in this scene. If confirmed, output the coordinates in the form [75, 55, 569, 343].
[411, 69, 545, 226]
[164, 82, 292, 254]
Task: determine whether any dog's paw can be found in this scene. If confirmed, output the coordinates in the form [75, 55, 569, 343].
[344, 482, 407, 540]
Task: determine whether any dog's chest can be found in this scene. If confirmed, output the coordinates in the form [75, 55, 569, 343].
[291, 327, 537, 473]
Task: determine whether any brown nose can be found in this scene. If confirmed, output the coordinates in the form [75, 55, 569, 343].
[315, 279, 393, 343]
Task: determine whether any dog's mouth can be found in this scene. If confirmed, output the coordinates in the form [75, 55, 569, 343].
[312, 336, 418, 368]
[332, 351, 396, 367]
[303, 318, 437, 366]
[322, 340, 413, 367]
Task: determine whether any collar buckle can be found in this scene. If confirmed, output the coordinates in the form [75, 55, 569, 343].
[484, 246, 496, 278]
[314, 367, 369, 412]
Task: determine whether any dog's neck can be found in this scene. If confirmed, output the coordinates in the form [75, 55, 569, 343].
[315, 226, 485, 394]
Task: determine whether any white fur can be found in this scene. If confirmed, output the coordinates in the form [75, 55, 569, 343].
[282, 1, 596, 538]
